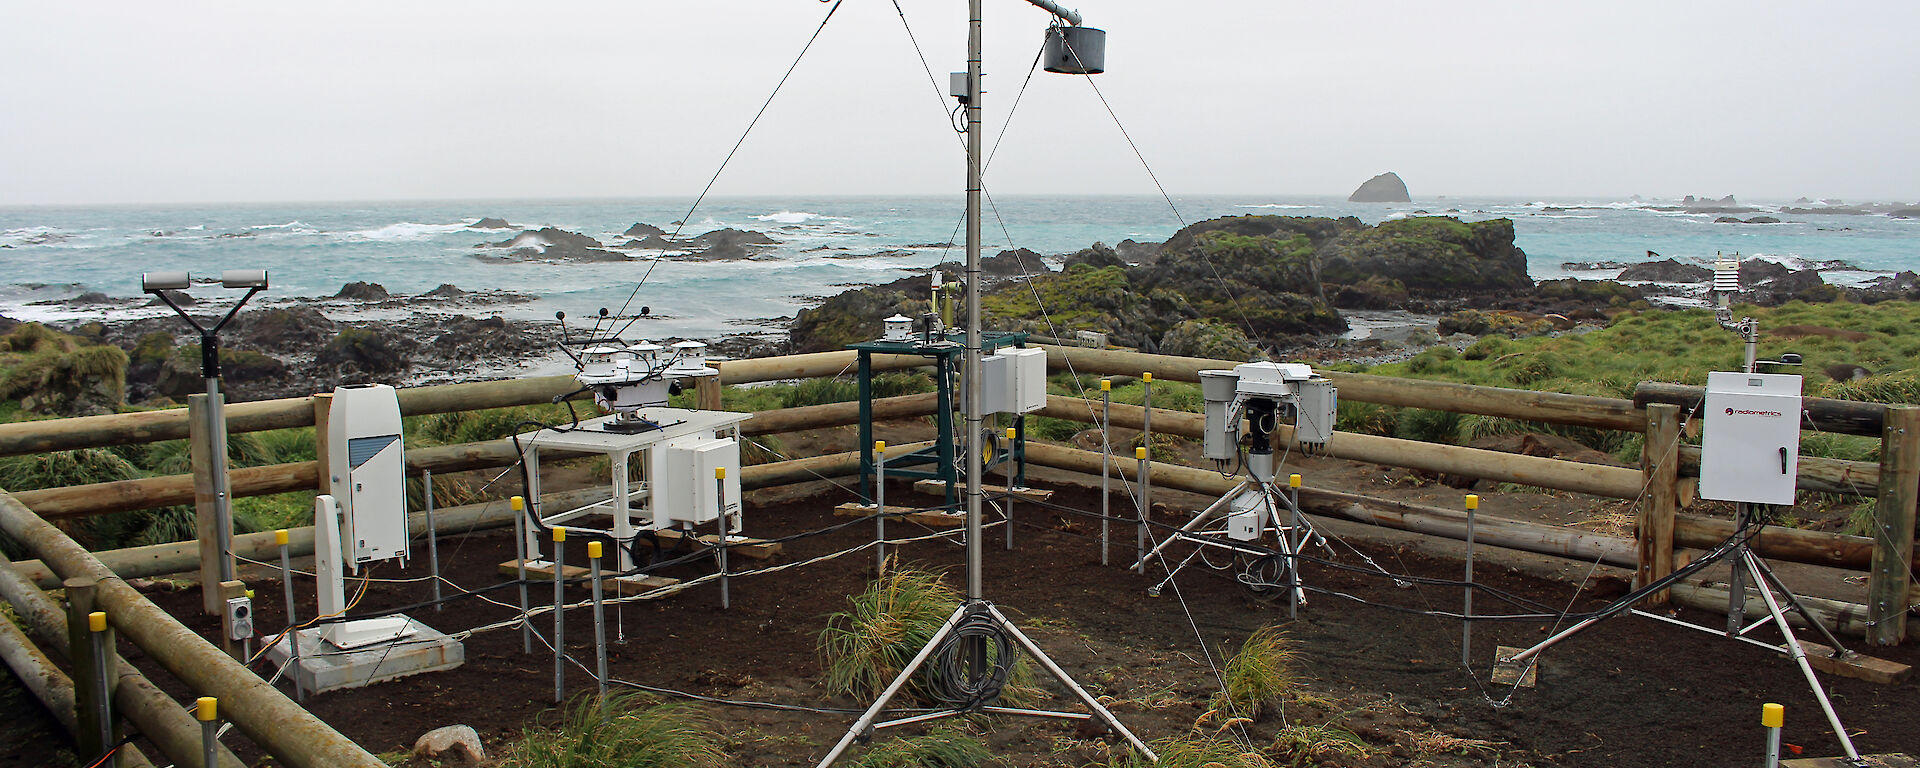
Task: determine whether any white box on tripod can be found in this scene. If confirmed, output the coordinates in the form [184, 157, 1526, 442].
[1700, 371, 1802, 505]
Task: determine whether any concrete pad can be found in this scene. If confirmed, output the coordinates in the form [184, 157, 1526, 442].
[267, 616, 463, 694]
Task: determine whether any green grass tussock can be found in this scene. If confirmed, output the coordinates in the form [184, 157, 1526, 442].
[496, 693, 727, 768]
[1214, 626, 1298, 722]
[851, 723, 991, 768]
[819, 566, 963, 702]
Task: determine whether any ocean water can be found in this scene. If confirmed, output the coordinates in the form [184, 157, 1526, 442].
[2, 195, 1916, 343]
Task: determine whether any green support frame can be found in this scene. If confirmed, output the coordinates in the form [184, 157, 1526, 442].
[850, 331, 1030, 509]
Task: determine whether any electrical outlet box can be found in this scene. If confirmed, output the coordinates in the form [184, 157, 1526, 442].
[974, 347, 1047, 415]
[655, 437, 742, 530]
[1227, 487, 1265, 541]
[1293, 379, 1338, 447]
[225, 596, 254, 641]
[1700, 371, 1802, 505]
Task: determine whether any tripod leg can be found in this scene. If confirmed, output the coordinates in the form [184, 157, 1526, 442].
[981, 604, 1158, 762]
[816, 603, 970, 768]
[1131, 481, 1246, 571]
[1748, 556, 1850, 654]
[1727, 505, 1749, 636]
[1744, 552, 1862, 762]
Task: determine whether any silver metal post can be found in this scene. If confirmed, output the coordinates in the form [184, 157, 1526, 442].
[1100, 383, 1111, 566]
[590, 543, 607, 698]
[424, 469, 441, 612]
[1004, 427, 1015, 550]
[1288, 476, 1302, 620]
[513, 496, 531, 654]
[962, 0, 985, 603]
[553, 529, 565, 703]
[875, 443, 887, 572]
[200, 719, 216, 768]
[1462, 494, 1478, 669]
[1139, 375, 1152, 573]
[277, 531, 303, 701]
[1134, 449, 1149, 574]
[1763, 703, 1783, 768]
[716, 473, 730, 610]
[1728, 503, 1749, 636]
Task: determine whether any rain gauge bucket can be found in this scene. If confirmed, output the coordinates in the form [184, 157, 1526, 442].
[1043, 26, 1106, 74]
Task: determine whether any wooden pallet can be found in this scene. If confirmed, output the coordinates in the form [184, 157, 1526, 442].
[1798, 641, 1911, 685]
[834, 502, 968, 528]
[497, 560, 680, 596]
[649, 530, 783, 560]
[909, 479, 1055, 502]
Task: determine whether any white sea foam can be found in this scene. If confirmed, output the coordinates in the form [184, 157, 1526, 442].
[752, 211, 832, 225]
[338, 221, 471, 242]
[249, 220, 316, 232]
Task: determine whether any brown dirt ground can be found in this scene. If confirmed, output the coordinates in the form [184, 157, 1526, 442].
[9, 422, 1918, 767]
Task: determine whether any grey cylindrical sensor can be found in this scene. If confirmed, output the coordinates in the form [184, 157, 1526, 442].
[221, 269, 269, 289]
[142, 271, 191, 292]
[1042, 26, 1105, 75]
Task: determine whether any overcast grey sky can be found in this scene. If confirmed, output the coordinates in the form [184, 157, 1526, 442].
[3, 1, 1914, 206]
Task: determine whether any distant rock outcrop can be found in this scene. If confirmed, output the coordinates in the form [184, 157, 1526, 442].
[1347, 172, 1411, 203]
[334, 281, 391, 301]
[622, 222, 666, 237]
[470, 217, 513, 229]
[479, 227, 625, 262]
[1619, 259, 1710, 283]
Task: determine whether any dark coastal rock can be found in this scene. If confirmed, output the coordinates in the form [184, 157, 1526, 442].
[334, 281, 391, 301]
[1348, 172, 1411, 203]
[1715, 216, 1781, 224]
[0, 315, 17, 335]
[790, 281, 931, 354]
[1739, 259, 1793, 284]
[470, 217, 513, 229]
[318, 327, 410, 377]
[1114, 239, 1161, 264]
[982, 248, 1050, 275]
[1853, 271, 1920, 303]
[1157, 319, 1258, 361]
[69, 292, 115, 306]
[1560, 260, 1630, 271]
[1745, 268, 1836, 306]
[1316, 217, 1532, 298]
[227, 307, 337, 349]
[1331, 275, 1409, 309]
[147, 290, 197, 307]
[622, 222, 666, 237]
[423, 284, 467, 298]
[1618, 259, 1710, 283]
[690, 228, 777, 247]
[689, 242, 754, 261]
[1061, 243, 1129, 270]
[622, 234, 674, 249]
[481, 227, 621, 262]
[1891, 208, 1920, 219]
[1783, 206, 1871, 216]
[1825, 363, 1872, 382]
[154, 346, 287, 400]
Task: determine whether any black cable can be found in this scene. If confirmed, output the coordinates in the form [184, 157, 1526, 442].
[927, 603, 1017, 710]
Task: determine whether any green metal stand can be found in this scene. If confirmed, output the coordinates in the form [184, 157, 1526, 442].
[850, 332, 1029, 509]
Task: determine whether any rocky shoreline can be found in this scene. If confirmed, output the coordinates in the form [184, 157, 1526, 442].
[6, 212, 1917, 414]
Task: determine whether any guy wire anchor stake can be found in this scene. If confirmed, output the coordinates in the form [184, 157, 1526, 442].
[716, 466, 730, 610]
[1462, 493, 1479, 670]
[1762, 703, 1784, 768]
[1134, 446, 1150, 575]
[875, 441, 887, 573]
[275, 529, 303, 701]
[1005, 427, 1017, 550]
[1099, 378, 1111, 566]
[196, 697, 219, 768]
[1289, 473, 1303, 620]
[552, 526, 566, 703]
[511, 495, 531, 654]
[589, 540, 608, 698]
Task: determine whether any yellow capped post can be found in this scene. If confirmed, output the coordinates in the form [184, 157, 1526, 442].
[1465, 494, 1480, 511]
[1142, 372, 1152, 383]
[511, 495, 525, 511]
[196, 696, 217, 722]
[1006, 427, 1017, 439]
[1100, 379, 1111, 391]
[588, 541, 603, 560]
[1135, 446, 1148, 460]
[875, 440, 886, 453]
[273, 529, 289, 546]
[715, 466, 726, 480]
[1289, 474, 1302, 488]
[1762, 702, 1784, 728]
[552, 527, 566, 543]
[87, 611, 106, 633]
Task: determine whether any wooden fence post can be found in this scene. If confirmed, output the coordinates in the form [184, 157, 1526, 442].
[188, 395, 228, 616]
[1867, 406, 1919, 645]
[696, 373, 723, 411]
[64, 576, 116, 763]
[312, 393, 333, 496]
[1638, 404, 1680, 605]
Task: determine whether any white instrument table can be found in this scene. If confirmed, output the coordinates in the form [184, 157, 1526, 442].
[516, 408, 750, 570]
